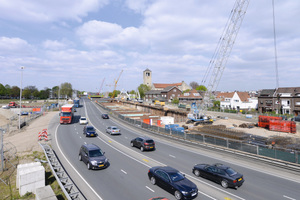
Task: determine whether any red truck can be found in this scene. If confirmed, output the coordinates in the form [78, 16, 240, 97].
[9, 101, 18, 108]
[60, 104, 74, 124]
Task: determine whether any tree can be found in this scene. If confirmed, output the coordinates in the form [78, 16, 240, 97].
[0, 84, 6, 96]
[189, 81, 199, 89]
[183, 89, 190, 93]
[60, 82, 72, 98]
[196, 85, 207, 91]
[10, 86, 20, 98]
[172, 98, 180, 104]
[213, 100, 220, 108]
[52, 86, 59, 98]
[5, 84, 11, 96]
[109, 90, 120, 98]
[138, 84, 151, 99]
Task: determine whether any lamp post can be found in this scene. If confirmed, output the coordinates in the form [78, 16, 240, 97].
[19, 66, 25, 129]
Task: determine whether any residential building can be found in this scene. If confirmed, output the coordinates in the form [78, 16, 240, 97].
[178, 89, 202, 103]
[145, 86, 182, 102]
[152, 81, 191, 91]
[258, 87, 300, 115]
[217, 91, 258, 110]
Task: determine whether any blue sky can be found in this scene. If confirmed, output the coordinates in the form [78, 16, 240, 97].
[0, 0, 299, 93]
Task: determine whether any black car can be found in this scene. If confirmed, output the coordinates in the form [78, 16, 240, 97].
[78, 144, 109, 170]
[102, 114, 109, 119]
[148, 166, 198, 200]
[83, 125, 97, 137]
[130, 136, 155, 151]
[192, 163, 244, 189]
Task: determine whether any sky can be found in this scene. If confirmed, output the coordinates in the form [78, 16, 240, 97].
[0, 0, 299, 93]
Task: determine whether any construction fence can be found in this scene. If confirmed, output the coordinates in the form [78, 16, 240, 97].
[97, 102, 300, 165]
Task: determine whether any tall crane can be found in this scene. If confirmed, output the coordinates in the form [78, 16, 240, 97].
[98, 78, 105, 95]
[189, 0, 250, 122]
[111, 70, 123, 98]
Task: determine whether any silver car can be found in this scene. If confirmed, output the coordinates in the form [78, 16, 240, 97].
[106, 126, 121, 135]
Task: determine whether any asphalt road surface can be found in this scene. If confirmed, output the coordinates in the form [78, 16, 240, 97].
[49, 98, 300, 200]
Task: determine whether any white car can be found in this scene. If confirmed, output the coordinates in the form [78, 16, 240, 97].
[2, 105, 9, 109]
[79, 117, 88, 125]
[106, 126, 121, 135]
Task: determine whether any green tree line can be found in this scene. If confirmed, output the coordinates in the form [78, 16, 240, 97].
[0, 82, 74, 99]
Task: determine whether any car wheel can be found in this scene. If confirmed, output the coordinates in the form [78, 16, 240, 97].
[221, 180, 228, 188]
[140, 146, 144, 152]
[174, 190, 182, 200]
[78, 155, 82, 161]
[150, 176, 156, 185]
[130, 142, 134, 147]
[194, 169, 200, 177]
[87, 163, 91, 170]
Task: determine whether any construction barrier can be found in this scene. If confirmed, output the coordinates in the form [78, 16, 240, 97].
[38, 129, 48, 141]
[269, 120, 296, 133]
[258, 115, 282, 128]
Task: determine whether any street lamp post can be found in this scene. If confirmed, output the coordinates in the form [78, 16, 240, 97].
[19, 66, 25, 129]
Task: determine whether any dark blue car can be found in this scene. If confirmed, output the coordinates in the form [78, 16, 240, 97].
[148, 166, 198, 200]
[83, 125, 96, 137]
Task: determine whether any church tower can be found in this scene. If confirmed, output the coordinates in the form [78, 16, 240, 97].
[143, 68, 152, 87]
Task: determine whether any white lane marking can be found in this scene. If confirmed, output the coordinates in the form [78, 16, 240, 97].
[84, 142, 87, 145]
[79, 136, 82, 139]
[55, 124, 103, 200]
[146, 186, 155, 192]
[283, 195, 296, 200]
[199, 191, 218, 200]
[121, 169, 127, 174]
[125, 136, 128, 139]
[89, 101, 244, 200]
[101, 104, 300, 184]
[169, 154, 176, 158]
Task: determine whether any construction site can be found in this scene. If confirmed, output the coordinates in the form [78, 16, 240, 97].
[97, 99, 300, 154]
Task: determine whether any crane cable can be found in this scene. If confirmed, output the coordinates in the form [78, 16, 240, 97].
[272, 0, 279, 88]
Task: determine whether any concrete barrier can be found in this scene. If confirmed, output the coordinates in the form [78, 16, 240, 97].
[17, 162, 41, 189]
[35, 185, 57, 200]
[18, 164, 45, 196]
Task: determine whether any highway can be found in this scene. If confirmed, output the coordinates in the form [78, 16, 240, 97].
[50, 98, 300, 200]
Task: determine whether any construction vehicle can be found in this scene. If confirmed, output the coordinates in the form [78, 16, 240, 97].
[154, 100, 165, 106]
[187, 102, 213, 125]
[187, 0, 249, 124]
[9, 101, 18, 108]
[111, 70, 123, 99]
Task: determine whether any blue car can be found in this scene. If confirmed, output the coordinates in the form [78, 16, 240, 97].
[83, 125, 96, 137]
[148, 166, 198, 200]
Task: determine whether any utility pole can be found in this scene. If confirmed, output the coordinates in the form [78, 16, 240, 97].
[19, 66, 25, 129]
[0, 128, 5, 172]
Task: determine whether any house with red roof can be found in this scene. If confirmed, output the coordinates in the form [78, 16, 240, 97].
[178, 89, 202, 102]
[217, 91, 257, 110]
[152, 81, 191, 91]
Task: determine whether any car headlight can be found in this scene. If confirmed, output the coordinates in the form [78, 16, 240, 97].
[91, 160, 97, 165]
[181, 191, 188, 195]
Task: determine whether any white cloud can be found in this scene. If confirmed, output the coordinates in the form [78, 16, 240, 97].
[42, 40, 70, 50]
[0, 37, 34, 55]
[0, 0, 109, 22]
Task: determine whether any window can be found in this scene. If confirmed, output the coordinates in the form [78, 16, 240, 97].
[146, 72, 150, 76]
[173, 89, 177, 92]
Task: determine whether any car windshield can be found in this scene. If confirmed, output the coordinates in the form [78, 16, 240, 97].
[112, 127, 118, 130]
[87, 127, 94, 131]
[81, 117, 86, 120]
[225, 168, 237, 176]
[169, 172, 185, 182]
[146, 140, 154, 143]
[89, 150, 103, 157]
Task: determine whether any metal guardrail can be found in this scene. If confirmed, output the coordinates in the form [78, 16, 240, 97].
[39, 143, 86, 200]
[96, 102, 300, 171]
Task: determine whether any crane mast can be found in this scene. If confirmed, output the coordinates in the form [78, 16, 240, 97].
[200, 0, 250, 116]
[112, 70, 123, 98]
